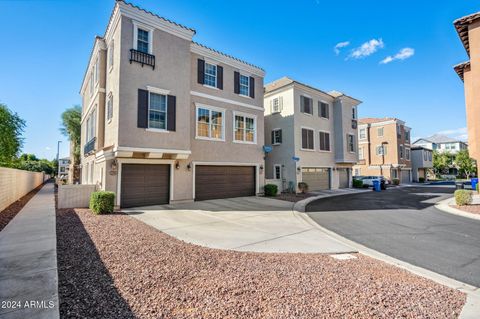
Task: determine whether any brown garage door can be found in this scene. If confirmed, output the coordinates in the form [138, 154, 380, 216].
[195, 165, 255, 200]
[338, 168, 349, 188]
[121, 164, 170, 208]
[401, 170, 410, 184]
[301, 168, 330, 191]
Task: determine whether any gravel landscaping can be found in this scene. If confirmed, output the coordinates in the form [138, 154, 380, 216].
[273, 192, 314, 202]
[0, 183, 44, 231]
[454, 204, 480, 215]
[57, 208, 465, 319]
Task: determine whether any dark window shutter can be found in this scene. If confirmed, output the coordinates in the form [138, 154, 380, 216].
[278, 129, 282, 143]
[300, 96, 305, 113]
[234, 71, 240, 94]
[249, 76, 255, 98]
[271, 130, 275, 144]
[167, 95, 176, 131]
[308, 130, 314, 149]
[137, 89, 148, 128]
[326, 133, 330, 151]
[197, 59, 205, 85]
[307, 98, 313, 114]
[320, 132, 325, 150]
[302, 129, 307, 149]
[217, 65, 223, 90]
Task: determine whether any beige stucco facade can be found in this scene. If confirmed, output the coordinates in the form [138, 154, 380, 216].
[79, 1, 265, 206]
[353, 118, 412, 183]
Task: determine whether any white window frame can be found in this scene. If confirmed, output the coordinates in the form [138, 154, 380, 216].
[106, 93, 113, 122]
[399, 145, 404, 159]
[274, 164, 282, 180]
[272, 128, 282, 145]
[203, 62, 217, 88]
[359, 128, 366, 140]
[195, 105, 225, 141]
[359, 147, 364, 160]
[86, 107, 97, 142]
[94, 57, 99, 85]
[347, 134, 355, 153]
[319, 101, 329, 119]
[376, 145, 387, 156]
[133, 21, 153, 54]
[300, 126, 315, 151]
[405, 148, 411, 161]
[318, 130, 331, 152]
[271, 97, 281, 113]
[300, 95, 313, 115]
[377, 127, 384, 137]
[233, 111, 257, 144]
[108, 40, 114, 71]
[148, 92, 168, 131]
[89, 70, 94, 97]
[239, 74, 250, 97]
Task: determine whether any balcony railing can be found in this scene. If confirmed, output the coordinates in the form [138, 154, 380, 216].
[351, 119, 358, 129]
[84, 137, 96, 156]
[130, 49, 155, 69]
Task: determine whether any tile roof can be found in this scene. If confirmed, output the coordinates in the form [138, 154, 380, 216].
[453, 61, 470, 81]
[454, 12, 480, 56]
[358, 117, 397, 124]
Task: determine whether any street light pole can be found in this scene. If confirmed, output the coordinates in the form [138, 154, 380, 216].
[56, 140, 62, 178]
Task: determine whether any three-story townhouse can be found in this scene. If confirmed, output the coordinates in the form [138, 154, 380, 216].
[79, 1, 265, 207]
[264, 77, 361, 192]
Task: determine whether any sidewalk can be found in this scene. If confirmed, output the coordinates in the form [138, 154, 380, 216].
[0, 183, 59, 319]
[294, 188, 370, 212]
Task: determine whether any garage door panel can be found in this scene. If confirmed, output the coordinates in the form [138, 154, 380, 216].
[195, 165, 255, 200]
[302, 168, 330, 191]
[338, 169, 349, 188]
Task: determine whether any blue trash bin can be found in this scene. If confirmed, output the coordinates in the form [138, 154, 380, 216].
[471, 178, 478, 191]
[372, 180, 381, 192]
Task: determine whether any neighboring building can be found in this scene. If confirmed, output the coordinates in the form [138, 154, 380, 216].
[58, 157, 70, 180]
[412, 134, 467, 154]
[80, 1, 265, 207]
[453, 12, 480, 169]
[353, 117, 412, 183]
[411, 147, 433, 182]
[264, 77, 361, 192]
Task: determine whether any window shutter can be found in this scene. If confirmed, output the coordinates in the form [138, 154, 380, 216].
[167, 95, 176, 131]
[137, 89, 148, 128]
[300, 96, 305, 113]
[326, 104, 329, 118]
[278, 129, 282, 143]
[217, 65, 223, 90]
[326, 133, 330, 151]
[320, 132, 324, 150]
[318, 101, 322, 117]
[249, 76, 255, 98]
[279, 96, 283, 111]
[308, 98, 313, 114]
[197, 59, 205, 85]
[308, 130, 314, 149]
[271, 130, 275, 144]
[302, 129, 307, 149]
[234, 71, 240, 94]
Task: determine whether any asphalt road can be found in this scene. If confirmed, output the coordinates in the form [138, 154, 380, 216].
[306, 186, 480, 287]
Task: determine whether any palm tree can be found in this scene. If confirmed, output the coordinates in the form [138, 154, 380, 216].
[60, 105, 81, 183]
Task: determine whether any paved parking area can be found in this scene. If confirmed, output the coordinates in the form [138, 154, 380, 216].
[123, 196, 354, 254]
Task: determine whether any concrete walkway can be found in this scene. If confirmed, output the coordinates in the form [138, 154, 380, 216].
[0, 183, 59, 319]
[123, 196, 355, 254]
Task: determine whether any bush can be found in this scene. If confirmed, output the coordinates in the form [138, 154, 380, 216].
[419, 177, 425, 183]
[89, 191, 115, 214]
[477, 183, 479, 193]
[352, 179, 364, 188]
[264, 184, 278, 197]
[298, 182, 309, 194]
[392, 178, 400, 185]
[454, 190, 472, 206]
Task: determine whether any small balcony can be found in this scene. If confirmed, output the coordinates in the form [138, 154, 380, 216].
[129, 49, 155, 69]
[84, 137, 96, 156]
[351, 119, 358, 129]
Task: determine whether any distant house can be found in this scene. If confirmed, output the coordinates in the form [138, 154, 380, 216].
[412, 134, 467, 154]
[411, 147, 433, 182]
[58, 157, 70, 180]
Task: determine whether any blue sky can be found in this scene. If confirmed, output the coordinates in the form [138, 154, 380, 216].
[0, 0, 476, 159]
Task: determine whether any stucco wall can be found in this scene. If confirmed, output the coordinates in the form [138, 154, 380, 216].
[57, 184, 97, 209]
[0, 168, 47, 212]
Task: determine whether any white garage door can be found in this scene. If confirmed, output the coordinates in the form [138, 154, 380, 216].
[338, 169, 349, 188]
[301, 168, 330, 191]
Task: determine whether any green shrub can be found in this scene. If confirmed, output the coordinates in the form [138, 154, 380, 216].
[89, 191, 115, 214]
[454, 190, 472, 206]
[264, 184, 278, 197]
[418, 177, 425, 183]
[298, 182, 309, 194]
[476, 183, 479, 193]
[352, 179, 364, 188]
[392, 178, 400, 185]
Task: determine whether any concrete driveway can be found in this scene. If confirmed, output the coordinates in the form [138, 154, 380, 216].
[306, 185, 480, 287]
[123, 196, 353, 254]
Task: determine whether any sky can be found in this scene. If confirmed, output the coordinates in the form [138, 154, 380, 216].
[0, 0, 476, 160]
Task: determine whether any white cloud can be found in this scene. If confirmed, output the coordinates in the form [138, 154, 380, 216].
[437, 127, 467, 136]
[334, 41, 350, 55]
[348, 38, 384, 59]
[380, 47, 415, 64]
[45, 146, 51, 151]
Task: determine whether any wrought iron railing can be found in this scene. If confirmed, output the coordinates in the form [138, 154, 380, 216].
[129, 49, 155, 69]
[84, 137, 96, 155]
[351, 119, 358, 129]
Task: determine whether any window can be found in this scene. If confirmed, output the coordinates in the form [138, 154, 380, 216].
[137, 28, 150, 53]
[319, 131, 330, 151]
[94, 58, 99, 84]
[301, 128, 314, 150]
[405, 148, 410, 160]
[204, 63, 217, 87]
[397, 124, 402, 138]
[274, 164, 282, 180]
[300, 96, 312, 115]
[234, 114, 256, 143]
[86, 108, 96, 142]
[377, 127, 384, 137]
[196, 107, 224, 140]
[108, 41, 114, 69]
[424, 151, 428, 161]
[352, 107, 356, 119]
[359, 128, 366, 140]
[89, 70, 94, 97]
[239, 74, 250, 96]
[106, 94, 113, 121]
[271, 97, 282, 113]
[392, 169, 398, 179]
[148, 92, 167, 129]
[272, 129, 282, 145]
[399, 145, 404, 158]
[376, 145, 387, 156]
[319, 102, 329, 119]
[405, 130, 410, 142]
[428, 151, 432, 161]
[347, 134, 355, 152]
[359, 147, 364, 160]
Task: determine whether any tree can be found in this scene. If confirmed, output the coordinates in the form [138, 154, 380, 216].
[0, 104, 25, 164]
[455, 149, 477, 178]
[60, 105, 81, 182]
[433, 150, 454, 177]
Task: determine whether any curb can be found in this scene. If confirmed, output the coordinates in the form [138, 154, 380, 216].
[293, 210, 480, 318]
[435, 197, 480, 221]
[293, 189, 370, 212]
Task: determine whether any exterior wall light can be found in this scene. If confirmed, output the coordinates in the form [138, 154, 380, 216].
[175, 161, 180, 170]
